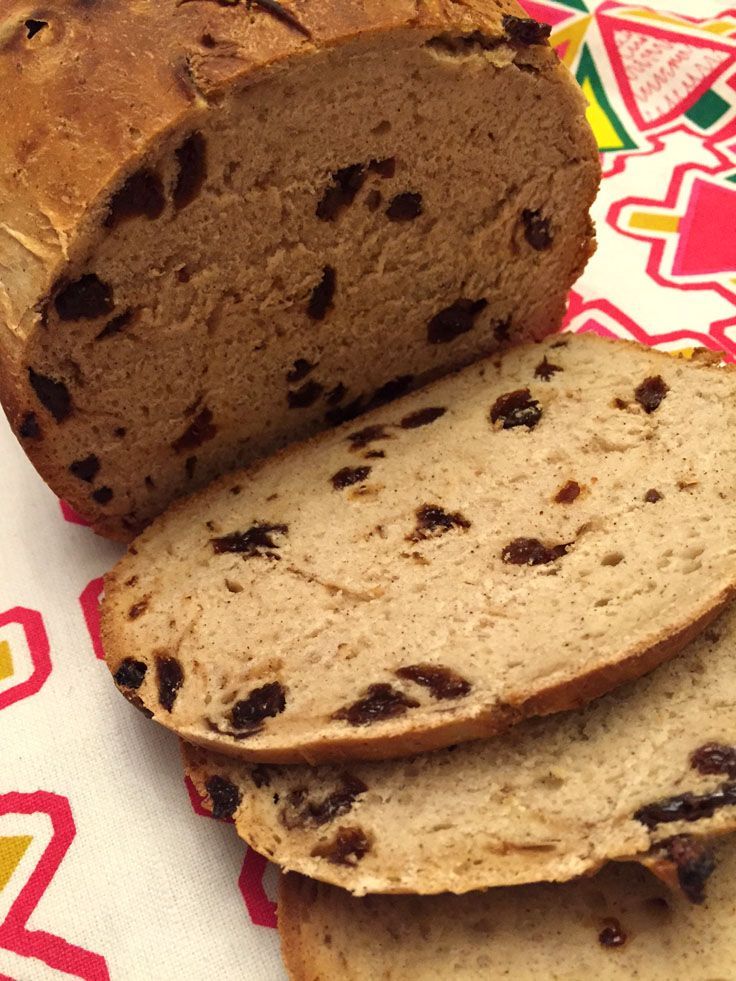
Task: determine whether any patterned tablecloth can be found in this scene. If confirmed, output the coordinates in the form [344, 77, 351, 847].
[1, 2, 735, 978]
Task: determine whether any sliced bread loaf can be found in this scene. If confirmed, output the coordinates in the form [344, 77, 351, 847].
[183, 602, 736, 894]
[103, 335, 736, 763]
[278, 836, 736, 980]
[0, 0, 598, 539]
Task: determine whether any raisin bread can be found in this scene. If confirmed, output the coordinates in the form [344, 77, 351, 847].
[183, 603, 736, 894]
[0, 0, 598, 540]
[278, 836, 736, 980]
[103, 335, 736, 763]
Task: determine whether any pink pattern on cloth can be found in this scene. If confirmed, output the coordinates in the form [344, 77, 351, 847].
[0, 608, 51, 712]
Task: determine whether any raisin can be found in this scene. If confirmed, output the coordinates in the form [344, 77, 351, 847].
[493, 317, 511, 343]
[366, 189, 382, 212]
[331, 466, 371, 490]
[427, 298, 488, 344]
[156, 655, 184, 712]
[92, 486, 114, 505]
[386, 192, 422, 222]
[231, 682, 286, 730]
[534, 356, 562, 380]
[635, 375, 669, 414]
[644, 488, 663, 503]
[307, 266, 336, 320]
[555, 480, 581, 504]
[490, 388, 542, 430]
[28, 369, 72, 422]
[287, 359, 316, 383]
[128, 598, 149, 620]
[408, 504, 471, 541]
[368, 157, 395, 178]
[348, 425, 389, 450]
[25, 18, 47, 38]
[251, 0, 311, 38]
[395, 664, 471, 699]
[211, 523, 288, 557]
[522, 209, 553, 250]
[114, 427, 127, 438]
[281, 774, 368, 830]
[171, 407, 217, 452]
[96, 309, 133, 340]
[113, 658, 148, 689]
[185, 456, 197, 479]
[205, 775, 242, 821]
[369, 375, 414, 407]
[19, 412, 40, 439]
[598, 919, 626, 948]
[664, 835, 716, 905]
[501, 537, 571, 566]
[105, 169, 165, 229]
[326, 396, 365, 427]
[54, 274, 114, 321]
[251, 765, 271, 788]
[325, 383, 347, 405]
[310, 826, 371, 866]
[502, 14, 551, 45]
[316, 164, 365, 221]
[69, 454, 100, 483]
[288, 380, 324, 409]
[691, 743, 736, 779]
[173, 133, 207, 210]
[333, 684, 419, 726]
[400, 406, 446, 429]
[365, 449, 385, 459]
[634, 781, 736, 828]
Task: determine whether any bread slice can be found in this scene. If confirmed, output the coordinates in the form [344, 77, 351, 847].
[0, 0, 598, 540]
[183, 601, 736, 894]
[102, 335, 736, 764]
[103, 334, 736, 763]
[278, 835, 736, 981]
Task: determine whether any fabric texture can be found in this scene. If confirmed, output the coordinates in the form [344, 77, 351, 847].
[1, 1, 734, 977]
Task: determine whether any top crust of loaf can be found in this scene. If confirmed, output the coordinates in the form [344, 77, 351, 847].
[102, 334, 736, 764]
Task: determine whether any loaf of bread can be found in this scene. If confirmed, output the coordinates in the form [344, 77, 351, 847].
[278, 836, 736, 980]
[103, 335, 736, 764]
[0, 0, 598, 539]
[183, 603, 736, 895]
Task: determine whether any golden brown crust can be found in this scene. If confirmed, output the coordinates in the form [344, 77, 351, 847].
[278, 874, 313, 981]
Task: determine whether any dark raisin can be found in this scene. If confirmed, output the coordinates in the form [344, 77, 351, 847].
[200, 32, 217, 47]
[644, 488, 663, 503]
[104, 169, 165, 229]
[348, 425, 389, 450]
[326, 395, 365, 427]
[395, 664, 471, 699]
[28, 369, 72, 422]
[96, 308, 133, 340]
[231, 682, 287, 730]
[19, 412, 40, 439]
[184, 456, 197, 479]
[365, 189, 382, 212]
[316, 164, 366, 220]
[400, 406, 446, 429]
[613, 397, 628, 410]
[205, 775, 242, 820]
[333, 684, 419, 726]
[502, 537, 571, 566]
[171, 408, 217, 453]
[311, 826, 371, 866]
[522, 209, 553, 250]
[325, 383, 347, 405]
[634, 781, 736, 828]
[25, 18, 48, 38]
[555, 480, 581, 504]
[54, 274, 114, 321]
[211, 523, 288, 557]
[598, 919, 627, 948]
[156, 655, 184, 712]
[408, 504, 471, 541]
[493, 317, 511, 343]
[502, 14, 551, 45]
[69, 454, 100, 483]
[386, 192, 422, 222]
[427, 298, 487, 344]
[177, 266, 191, 283]
[251, 765, 271, 788]
[288, 380, 324, 409]
[369, 375, 414, 408]
[113, 658, 148, 689]
[287, 359, 316, 383]
[635, 375, 669, 414]
[307, 266, 336, 320]
[281, 774, 368, 830]
[128, 598, 149, 620]
[92, 486, 114, 505]
[369, 157, 395, 178]
[173, 133, 207, 210]
[664, 835, 716, 905]
[251, 0, 311, 38]
[365, 449, 385, 459]
[114, 427, 127, 438]
[490, 388, 542, 430]
[331, 466, 371, 490]
[534, 356, 562, 380]
[691, 743, 736, 779]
